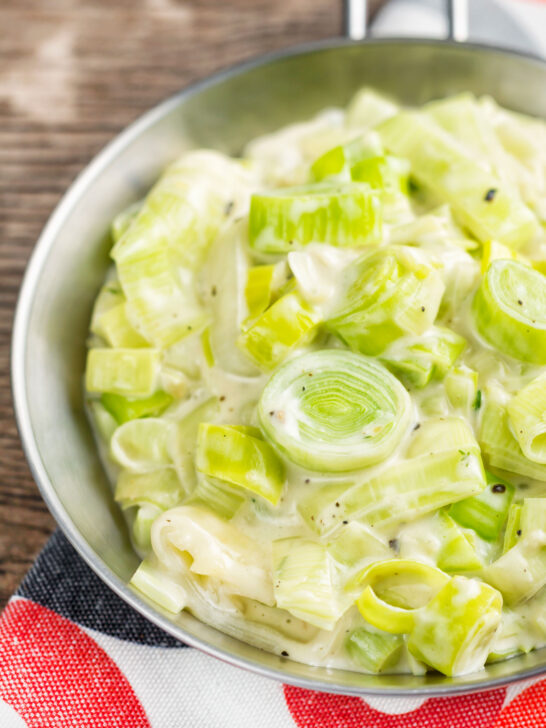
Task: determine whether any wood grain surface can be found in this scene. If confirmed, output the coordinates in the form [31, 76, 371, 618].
[0, 0, 388, 608]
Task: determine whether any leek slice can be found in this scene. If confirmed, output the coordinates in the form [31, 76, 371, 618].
[151, 505, 274, 605]
[508, 373, 546, 463]
[272, 538, 342, 630]
[112, 150, 252, 268]
[473, 260, 546, 364]
[300, 418, 485, 534]
[258, 349, 411, 472]
[85, 348, 160, 397]
[111, 418, 173, 472]
[346, 628, 403, 673]
[204, 220, 259, 376]
[445, 366, 479, 416]
[378, 111, 537, 248]
[195, 423, 285, 505]
[113, 151, 253, 347]
[482, 531, 546, 605]
[131, 504, 162, 552]
[244, 261, 290, 322]
[503, 503, 522, 554]
[346, 89, 398, 129]
[130, 558, 187, 614]
[328, 522, 390, 570]
[310, 136, 381, 182]
[380, 327, 466, 389]
[116, 246, 208, 349]
[111, 200, 142, 244]
[87, 400, 118, 444]
[101, 390, 173, 425]
[479, 388, 546, 481]
[408, 577, 502, 677]
[115, 468, 184, 511]
[355, 560, 450, 634]
[90, 281, 147, 348]
[435, 511, 483, 573]
[449, 471, 515, 542]
[326, 246, 445, 356]
[481, 239, 523, 274]
[248, 182, 382, 254]
[171, 397, 219, 492]
[237, 291, 321, 371]
[186, 476, 245, 520]
[520, 498, 546, 536]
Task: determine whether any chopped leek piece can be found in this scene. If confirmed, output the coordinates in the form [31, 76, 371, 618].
[346, 89, 398, 129]
[112, 150, 252, 268]
[130, 558, 187, 614]
[300, 418, 485, 534]
[116, 246, 208, 348]
[87, 400, 118, 444]
[85, 348, 160, 397]
[110, 418, 173, 471]
[132, 504, 162, 552]
[473, 260, 546, 364]
[259, 349, 411, 472]
[111, 200, 142, 244]
[346, 628, 403, 673]
[482, 531, 546, 605]
[101, 390, 173, 425]
[272, 538, 342, 630]
[310, 137, 381, 182]
[186, 476, 245, 520]
[481, 239, 521, 274]
[90, 282, 147, 348]
[171, 397, 219, 492]
[380, 327, 466, 388]
[238, 292, 321, 371]
[244, 261, 290, 322]
[204, 220, 258, 376]
[445, 365, 479, 415]
[408, 576, 502, 676]
[248, 182, 382, 254]
[520, 497, 546, 536]
[449, 471, 515, 542]
[435, 511, 483, 573]
[95, 302, 149, 348]
[503, 504, 522, 554]
[115, 468, 184, 511]
[328, 522, 390, 569]
[200, 328, 215, 368]
[152, 505, 274, 605]
[195, 423, 285, 505]
[480, 388, 546, 481]
[508, 373, 546, 463]
[379, 111, 537, 248]
[326, 246, 445, 356]
[355, 560, 450, 634]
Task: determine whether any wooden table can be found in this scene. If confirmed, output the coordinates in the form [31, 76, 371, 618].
[2, 0, 384, 608]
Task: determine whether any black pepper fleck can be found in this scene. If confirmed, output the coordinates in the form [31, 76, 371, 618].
[342, 520, 348, 525]
[484, 188, 497, 202]
[518, 300, 523, 305]
[219, 395, 226, 402]
[421, 306, 425, 312]
[389, 538, 400, 552]
[281, 650, 289, 657]
[517, 529, 522, 536]
[413, 423, 421, 431]
[492, 484, 506, 493]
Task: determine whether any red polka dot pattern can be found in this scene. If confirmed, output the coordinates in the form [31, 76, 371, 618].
[0, 600, 150, 728]
[284, 684, 507, 728]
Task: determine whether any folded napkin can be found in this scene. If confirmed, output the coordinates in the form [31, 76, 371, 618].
[2, 2, 545, 726]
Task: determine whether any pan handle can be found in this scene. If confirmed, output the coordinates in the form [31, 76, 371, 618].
[344, 0, 469, 42]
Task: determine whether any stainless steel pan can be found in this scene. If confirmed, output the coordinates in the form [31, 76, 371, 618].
[12, 0, 546, 696]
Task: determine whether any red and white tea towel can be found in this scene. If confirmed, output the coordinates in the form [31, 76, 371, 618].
[2, 2, 546, 725]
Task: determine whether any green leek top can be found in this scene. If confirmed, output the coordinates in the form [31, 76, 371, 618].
[84, 89, 546, 678]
